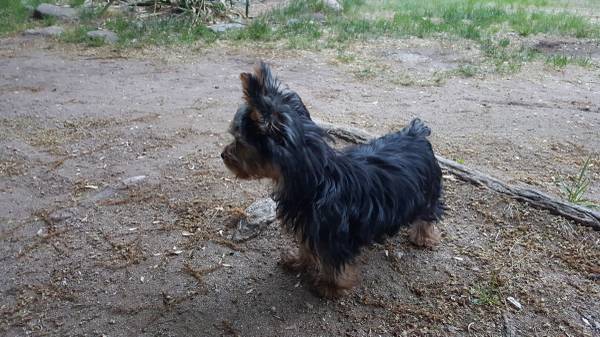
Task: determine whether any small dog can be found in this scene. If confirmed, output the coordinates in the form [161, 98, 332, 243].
[221, 62, 443, 298]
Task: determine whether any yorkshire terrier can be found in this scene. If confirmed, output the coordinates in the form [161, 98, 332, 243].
[221, 62, 443, 298]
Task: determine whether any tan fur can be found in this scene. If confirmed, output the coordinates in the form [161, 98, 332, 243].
[408, 220, 441, 248]
[280, 242, 359, 298]
[280, 243, 317, 272]
[313, 263, 358, 299]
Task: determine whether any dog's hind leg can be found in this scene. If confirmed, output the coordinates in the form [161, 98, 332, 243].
[408, 220, 441, 248]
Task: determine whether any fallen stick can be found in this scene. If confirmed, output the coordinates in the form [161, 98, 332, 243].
[316, 121, 600, 230]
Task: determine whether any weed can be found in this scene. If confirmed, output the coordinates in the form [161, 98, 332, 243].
[546, 54, 569, 69]
[560, 156, 598, 209]
[352, 66, 376, 80]
[335, 50, 356, 63]
[546, 54, 594, 69]
[471, 273, 502, 306]
[456, 64, 478, 77]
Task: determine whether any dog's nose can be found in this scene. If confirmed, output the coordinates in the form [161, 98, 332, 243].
[220, 152, 226, 159]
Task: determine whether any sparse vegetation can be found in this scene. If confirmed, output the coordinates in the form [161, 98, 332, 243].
[560, 156, 599, 209]
[0, 0, 46, 35]
[471, 272, 503, 306]
[2, 0, 599, 76]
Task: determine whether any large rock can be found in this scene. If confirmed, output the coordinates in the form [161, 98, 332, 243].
[208, 23, 245, 33]
[231, 198, 277, 242]
[24, 26, 64, 37]
[87, 30, 118, 44]
[33, 4, 78, 21]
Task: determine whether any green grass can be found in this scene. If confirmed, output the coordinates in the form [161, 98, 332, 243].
[61, 26, 105, 46]
[3, 0, 599, 76]
[546, 54, 594, 69]
[0, 0, 46, 36]
[470, 273, 503, 306]
[559, 156, 599, 209]
[213, 0, 598, 74]
[69, 0, 86, 7]
[103, 16, 217, 47]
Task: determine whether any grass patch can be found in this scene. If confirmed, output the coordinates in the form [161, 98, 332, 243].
[5, 0, 599, 77]
[470, 273, 503, 306]
[0, 0, 46, 36]
[545, 54, 594, 69]
[456, 64, 478, 77]
[61, 26, 105, 47]
[69, 0, 86, 7]
[104, 16, 217, 47]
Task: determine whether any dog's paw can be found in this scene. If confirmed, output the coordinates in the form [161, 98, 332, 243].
[312, 279, 347, 299]
[279, 250, 307, 272]
[408, 222, 441, 248]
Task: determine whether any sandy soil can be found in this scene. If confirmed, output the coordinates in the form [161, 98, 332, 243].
[0, 35, 599, 337]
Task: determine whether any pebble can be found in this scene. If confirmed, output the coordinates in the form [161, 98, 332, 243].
[86, 30, 118, 44]
[231, 198, 276, 242]
[208, 23, 245, 33]
[506, 296, 522, 310]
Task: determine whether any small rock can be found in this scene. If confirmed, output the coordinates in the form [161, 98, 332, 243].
[231, 198, 276, 242]
[323, 0, 342, 11]
[48, 207, 77, 223]
[287, 18, 300, 25]
[506, 296, 522, 310]
[87, 30, 118, 44]
[582, 317, 591, 327]
[208, 23, 245, 33]
[117, 175, 147, 189]
[24, 26, 64, 37]
[34, 4, 78, 20]
[88, 186, 117, 202]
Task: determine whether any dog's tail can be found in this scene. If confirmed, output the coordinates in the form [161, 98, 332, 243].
[398, 118, 431, 138]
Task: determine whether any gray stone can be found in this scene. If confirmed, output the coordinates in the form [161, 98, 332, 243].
[323, 0, 342, 12]
[48, 207, 77, 223]
[116, 175, 147, 189]
[88, 187, 118, 203]
[208, 23, 245, 33]
[34, 4, 78, 20]
[232, 198, 276, 242]
[287, 18, 300, 25]
[87, 30, 118, 44]
[24, 26, 64, 37]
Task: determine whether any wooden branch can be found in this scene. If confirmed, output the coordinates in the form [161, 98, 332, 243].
[316, 121, 600, 230]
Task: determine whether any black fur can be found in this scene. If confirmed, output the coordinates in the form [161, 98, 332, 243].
[227, 62, 443, 271]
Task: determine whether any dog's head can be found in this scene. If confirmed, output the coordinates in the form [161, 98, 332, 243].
[221, 62, 315, 180]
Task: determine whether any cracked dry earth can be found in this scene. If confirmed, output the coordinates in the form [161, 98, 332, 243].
[1, 36, 599, 337]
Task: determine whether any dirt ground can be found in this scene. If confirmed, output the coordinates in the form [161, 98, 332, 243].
[1, 34, 599, 337]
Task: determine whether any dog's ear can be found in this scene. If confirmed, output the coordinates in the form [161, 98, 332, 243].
[254, 61, 279, 96]
[240, 72, 261, 107]
[240, 62, 295, 142]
